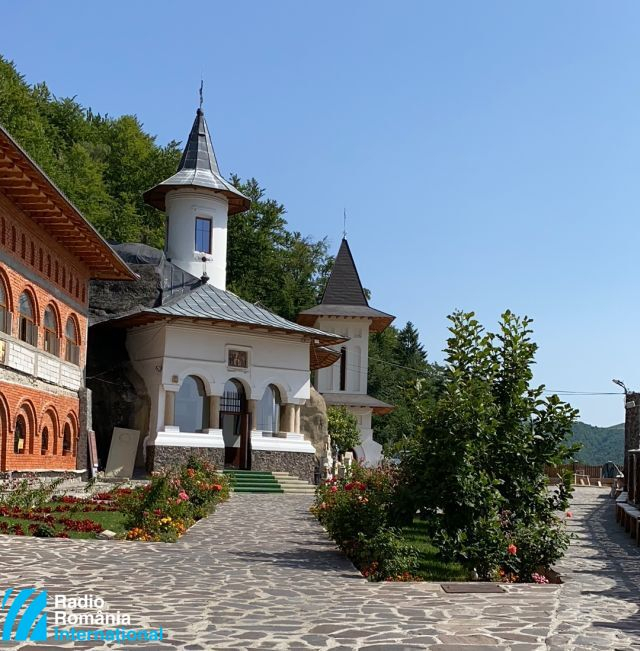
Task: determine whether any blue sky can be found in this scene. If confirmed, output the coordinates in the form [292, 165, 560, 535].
[4, 1, 638, 425]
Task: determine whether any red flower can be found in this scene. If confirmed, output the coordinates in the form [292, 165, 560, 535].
[566, 511, 572, 518]
[507, 543, 518, 555]
[344, 482, 355, 491]
[330, 486, 338, 493]
[212, 484, 222, 491]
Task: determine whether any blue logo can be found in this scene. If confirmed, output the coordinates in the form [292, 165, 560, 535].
[1, 589, 47, 641]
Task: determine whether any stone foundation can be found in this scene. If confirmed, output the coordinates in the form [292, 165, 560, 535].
[251, 450, 316, 484]
[147, 446, 225, 472]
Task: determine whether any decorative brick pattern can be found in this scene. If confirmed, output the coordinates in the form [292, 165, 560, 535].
[0, 189, 88, 472]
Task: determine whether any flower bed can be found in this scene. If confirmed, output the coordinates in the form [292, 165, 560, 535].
[0, 456, 230, 542]
[312, 464, 422, 582]
[117, 456, 230, 542]
[0, 491, 126, 539]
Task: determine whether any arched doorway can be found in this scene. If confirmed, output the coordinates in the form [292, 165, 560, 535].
[221, 379, 250, 469]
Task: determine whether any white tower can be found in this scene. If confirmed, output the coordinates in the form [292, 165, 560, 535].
[143, 109, 250, 289]
[297, 238, 395, 465]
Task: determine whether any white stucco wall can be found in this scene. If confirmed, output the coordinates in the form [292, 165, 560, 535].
[165, 189, 229, 289]
[126, 322, 312, 447]
[314, 317, 371, 394]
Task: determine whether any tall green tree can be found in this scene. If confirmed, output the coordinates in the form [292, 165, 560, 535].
[226, 176, 332, 320]
[368, 322, 443, 452]
[400, 310, 579, 579]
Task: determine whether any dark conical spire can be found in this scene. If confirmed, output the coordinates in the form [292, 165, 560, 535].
[321, 238, 368, 306]
[176, 108, 221, 175]
[143, 108, 250, 215]
[297, 237, 395, 333]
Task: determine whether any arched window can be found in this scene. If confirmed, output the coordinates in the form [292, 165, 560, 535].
[43, 305, 59, 355]
[20, 234, 26, 258]
[46, 255, 51, 277]
[65, 317, 80, 364]
[18, 292, 37, 346]
[62, 423, 72, 455]
[257, 385, 281, 433]
[41, 426, 49, 455]
[14, 415, 26, 454]
[175, 376, 209, 432]
[0, 277, 10, 335]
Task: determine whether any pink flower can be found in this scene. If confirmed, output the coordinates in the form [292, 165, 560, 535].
[507, 544, 518, 556]
[177, 490, 189, 502]
[330, 485, 338, 493]
[566, 511, 572, 518]
[531, 572, 549, 584]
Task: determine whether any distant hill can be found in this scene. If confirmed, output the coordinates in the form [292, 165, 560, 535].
[567, 422, 624, 466]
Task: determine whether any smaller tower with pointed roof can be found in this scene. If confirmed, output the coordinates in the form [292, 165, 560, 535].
[298, 238, 395, 464]
[143, 108, 250, 289]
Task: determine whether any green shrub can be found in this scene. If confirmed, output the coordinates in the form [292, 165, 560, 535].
[313, 463, 418, 580]
[31, 523, 56, 538]
[119, 456, 230, 542]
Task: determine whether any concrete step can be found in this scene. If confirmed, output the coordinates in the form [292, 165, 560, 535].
[272, 472, 317, 494]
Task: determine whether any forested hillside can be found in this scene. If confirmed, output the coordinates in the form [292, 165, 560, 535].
[0, 57, 331, 321]
[568, 422, 624, 465]
[0, 56, 442, 423]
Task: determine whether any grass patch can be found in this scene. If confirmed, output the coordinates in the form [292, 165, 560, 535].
[400, 520, 469, 581]
[0, 501, 127, 539]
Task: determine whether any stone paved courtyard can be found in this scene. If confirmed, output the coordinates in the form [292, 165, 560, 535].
[0, 487, 638, 650]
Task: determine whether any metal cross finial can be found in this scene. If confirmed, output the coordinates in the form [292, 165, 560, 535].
[343, 208, 347, 239]
[199, 77, 204, 110]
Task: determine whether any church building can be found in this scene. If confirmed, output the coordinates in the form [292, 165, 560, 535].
[298, 238, 395, 464]
[89, 108, 345, 482]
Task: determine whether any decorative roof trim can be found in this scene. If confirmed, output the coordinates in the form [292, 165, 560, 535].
[0, 124, 136, 280]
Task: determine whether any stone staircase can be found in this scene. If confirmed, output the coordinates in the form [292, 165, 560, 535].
[223, 470, 317, 494]
[271, 471, 316, 494]
[224, 470, 283, 493]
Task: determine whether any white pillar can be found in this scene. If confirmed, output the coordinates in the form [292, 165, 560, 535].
[294, 404, 301, 434]
[209, 395, 220, 428]
[164, 390, 176, 427]
[248, 399, 258, 430]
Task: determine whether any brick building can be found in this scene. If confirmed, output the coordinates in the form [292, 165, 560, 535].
[0, 125, 134, 472]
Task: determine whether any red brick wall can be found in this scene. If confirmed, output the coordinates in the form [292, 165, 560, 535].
[0, 385, 78, 470]
[0, 190, 88, 471]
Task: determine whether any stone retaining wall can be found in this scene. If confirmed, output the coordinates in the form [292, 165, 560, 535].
[251, 450, 316, 484]
[147, 446, 225, 472]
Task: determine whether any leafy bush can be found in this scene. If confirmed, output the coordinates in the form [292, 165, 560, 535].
[399, 311, 579, 581]
[31, 523, 56, 538]
[327, 406, 361, 456]
[313, 464, 418, 580]
[119, 455, 230, 542]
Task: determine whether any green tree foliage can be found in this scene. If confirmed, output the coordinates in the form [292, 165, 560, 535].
[327, 406, 361, 455]
[0, 58, 331, 318]
[400, 310, 579, 579]
[226, 176, 332, 320]
[0, 56, 181, 247]
[368, 322, 443, 452]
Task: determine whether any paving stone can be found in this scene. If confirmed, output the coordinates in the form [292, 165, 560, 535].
[0, 489, 638, 649]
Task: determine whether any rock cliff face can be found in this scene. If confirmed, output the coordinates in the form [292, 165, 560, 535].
[301, 387, 329, 465]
